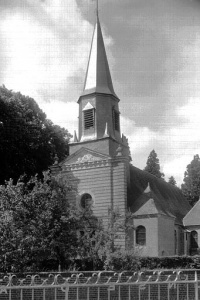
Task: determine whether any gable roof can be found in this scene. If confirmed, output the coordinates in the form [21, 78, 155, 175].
[183, 198, 200, 227]
[133, 198, 162, 216]
[128, 165, 191, 224]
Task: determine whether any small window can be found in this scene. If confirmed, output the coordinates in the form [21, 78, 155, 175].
[191, 230, 198, 248]
[174, 230, 177, 254]
[136, 225, 146, 245]
[84, 109, 94, 130]
[81, 193, 93, 209]
[113, 109, 120, 132]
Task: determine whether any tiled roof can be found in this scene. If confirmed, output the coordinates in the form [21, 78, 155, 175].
[183, 198, 200, 226]
[132, 198, 161, 216]
[128, 165, 191, 224]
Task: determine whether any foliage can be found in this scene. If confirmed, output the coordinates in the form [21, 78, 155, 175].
[139, 256, 200, 270]
[144, 150, 165, 179]
[0, 173, 97, 272]
[0, 173, 134, 272]
[105, 254, 200, 271]
[75, 208, 135, 271]
[105, 250, 140, 271]
[0, 86, 71, 184]
[168, 176, 177, 186]
[181, 154, 200, 206]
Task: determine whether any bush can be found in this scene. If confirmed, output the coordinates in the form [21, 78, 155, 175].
[103, 253, 200, 271]
[104, 250, 140, 271]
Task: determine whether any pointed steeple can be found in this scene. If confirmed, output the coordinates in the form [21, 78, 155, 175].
[81, 15, 118, 99]
[69, 5, 131, 159]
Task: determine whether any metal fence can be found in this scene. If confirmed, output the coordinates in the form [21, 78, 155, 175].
[0, 269, 200, 300]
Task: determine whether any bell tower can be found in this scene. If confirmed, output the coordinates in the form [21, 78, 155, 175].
[52, 4, 131, 248]
[70, 9, 130, 159]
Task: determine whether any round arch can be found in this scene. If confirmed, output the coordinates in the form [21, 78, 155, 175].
[136, 225, 146, 246]
[77, 191, 95, 209]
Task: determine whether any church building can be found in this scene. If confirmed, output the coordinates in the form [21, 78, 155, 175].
[51, 12, 195, 257]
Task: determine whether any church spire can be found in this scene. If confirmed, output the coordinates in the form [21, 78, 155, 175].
[81, 13, 118, 99]
[76, 3, 122, 146]
[69, 2, 132, 158]
[96, 0, 99, 17]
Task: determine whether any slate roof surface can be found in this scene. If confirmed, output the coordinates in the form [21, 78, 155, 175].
[128, 165, 191, 225]
[132, 198, 161, 216]
[81, 15, 118, 99]
[183, 199, 200, 226]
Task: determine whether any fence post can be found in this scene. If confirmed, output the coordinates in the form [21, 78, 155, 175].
[195, 271, 198, 300]
[61, 282, 69, 300]
[108, 284, 115, 300]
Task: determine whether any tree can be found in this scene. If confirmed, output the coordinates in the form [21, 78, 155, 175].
[0, 173, 133, 272]
[144, 150, 165, 179]
[168, 176, 177, 186]
[0, 86, 72, 184]
[76, 208, 134, 270]
[181, 154, 200, 206]
[0, 172, 96, 272]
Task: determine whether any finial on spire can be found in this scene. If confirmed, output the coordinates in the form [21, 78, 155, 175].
[73, 130, 78, 143]
[81, 0, 118, 98]
[96, 0, 99, 17]
[103, 123, 109, 137]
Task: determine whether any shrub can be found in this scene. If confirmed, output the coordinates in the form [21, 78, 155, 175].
[104, 253, 200, 272]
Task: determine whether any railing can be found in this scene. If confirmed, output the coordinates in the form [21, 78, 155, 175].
[0, 269, 200, 300]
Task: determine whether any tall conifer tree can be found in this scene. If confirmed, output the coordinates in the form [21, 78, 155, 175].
[181, 154, 200, 206]
[168, 176, 177, 186]
[144, 150, 165, 179]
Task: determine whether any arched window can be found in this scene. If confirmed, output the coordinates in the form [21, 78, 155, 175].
[191, 231, 198, 249]
[80, 193, 93, 209]
[136, 226, 146, 245]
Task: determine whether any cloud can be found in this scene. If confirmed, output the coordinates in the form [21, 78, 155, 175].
[121, 95, 200, 186]
[116, 2, 200, 186]
[0, 1, 90, 102]
[110, 0, 200, 135]
[162, 97, 200, 184]
[40, 100, 79, 136]
[121, 115, 159, 170]
[121, 116, 156, 152]
[0, 0, 115, 107]
[0, 0, 27, 8]
[159, 32, 200, 184]
[1, 0, 200, 188]
[163, 157, 190, 186]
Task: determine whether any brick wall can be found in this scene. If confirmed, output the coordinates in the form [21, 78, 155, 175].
[59, 157, 128, 248]
[61, 158, 127, 220]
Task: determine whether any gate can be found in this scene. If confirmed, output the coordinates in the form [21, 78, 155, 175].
[0, 269, 200, 300]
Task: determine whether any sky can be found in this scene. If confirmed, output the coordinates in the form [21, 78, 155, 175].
[0, 0, 200, 186]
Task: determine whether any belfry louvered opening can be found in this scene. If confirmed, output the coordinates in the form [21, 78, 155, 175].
[113, 109, 120, 132]
[84, 109, 95, 130]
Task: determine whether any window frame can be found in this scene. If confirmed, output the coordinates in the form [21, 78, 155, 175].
[136, 225, 146, 246]
[80, 193, 93, 209]
[113, 109, 120, 132]
[191, 230, 198, 249]
[83, 108, 95, 130]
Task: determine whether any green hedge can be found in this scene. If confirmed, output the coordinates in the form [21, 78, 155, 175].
[104, 251, 200, 271]
[2, 252, 199, 272]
